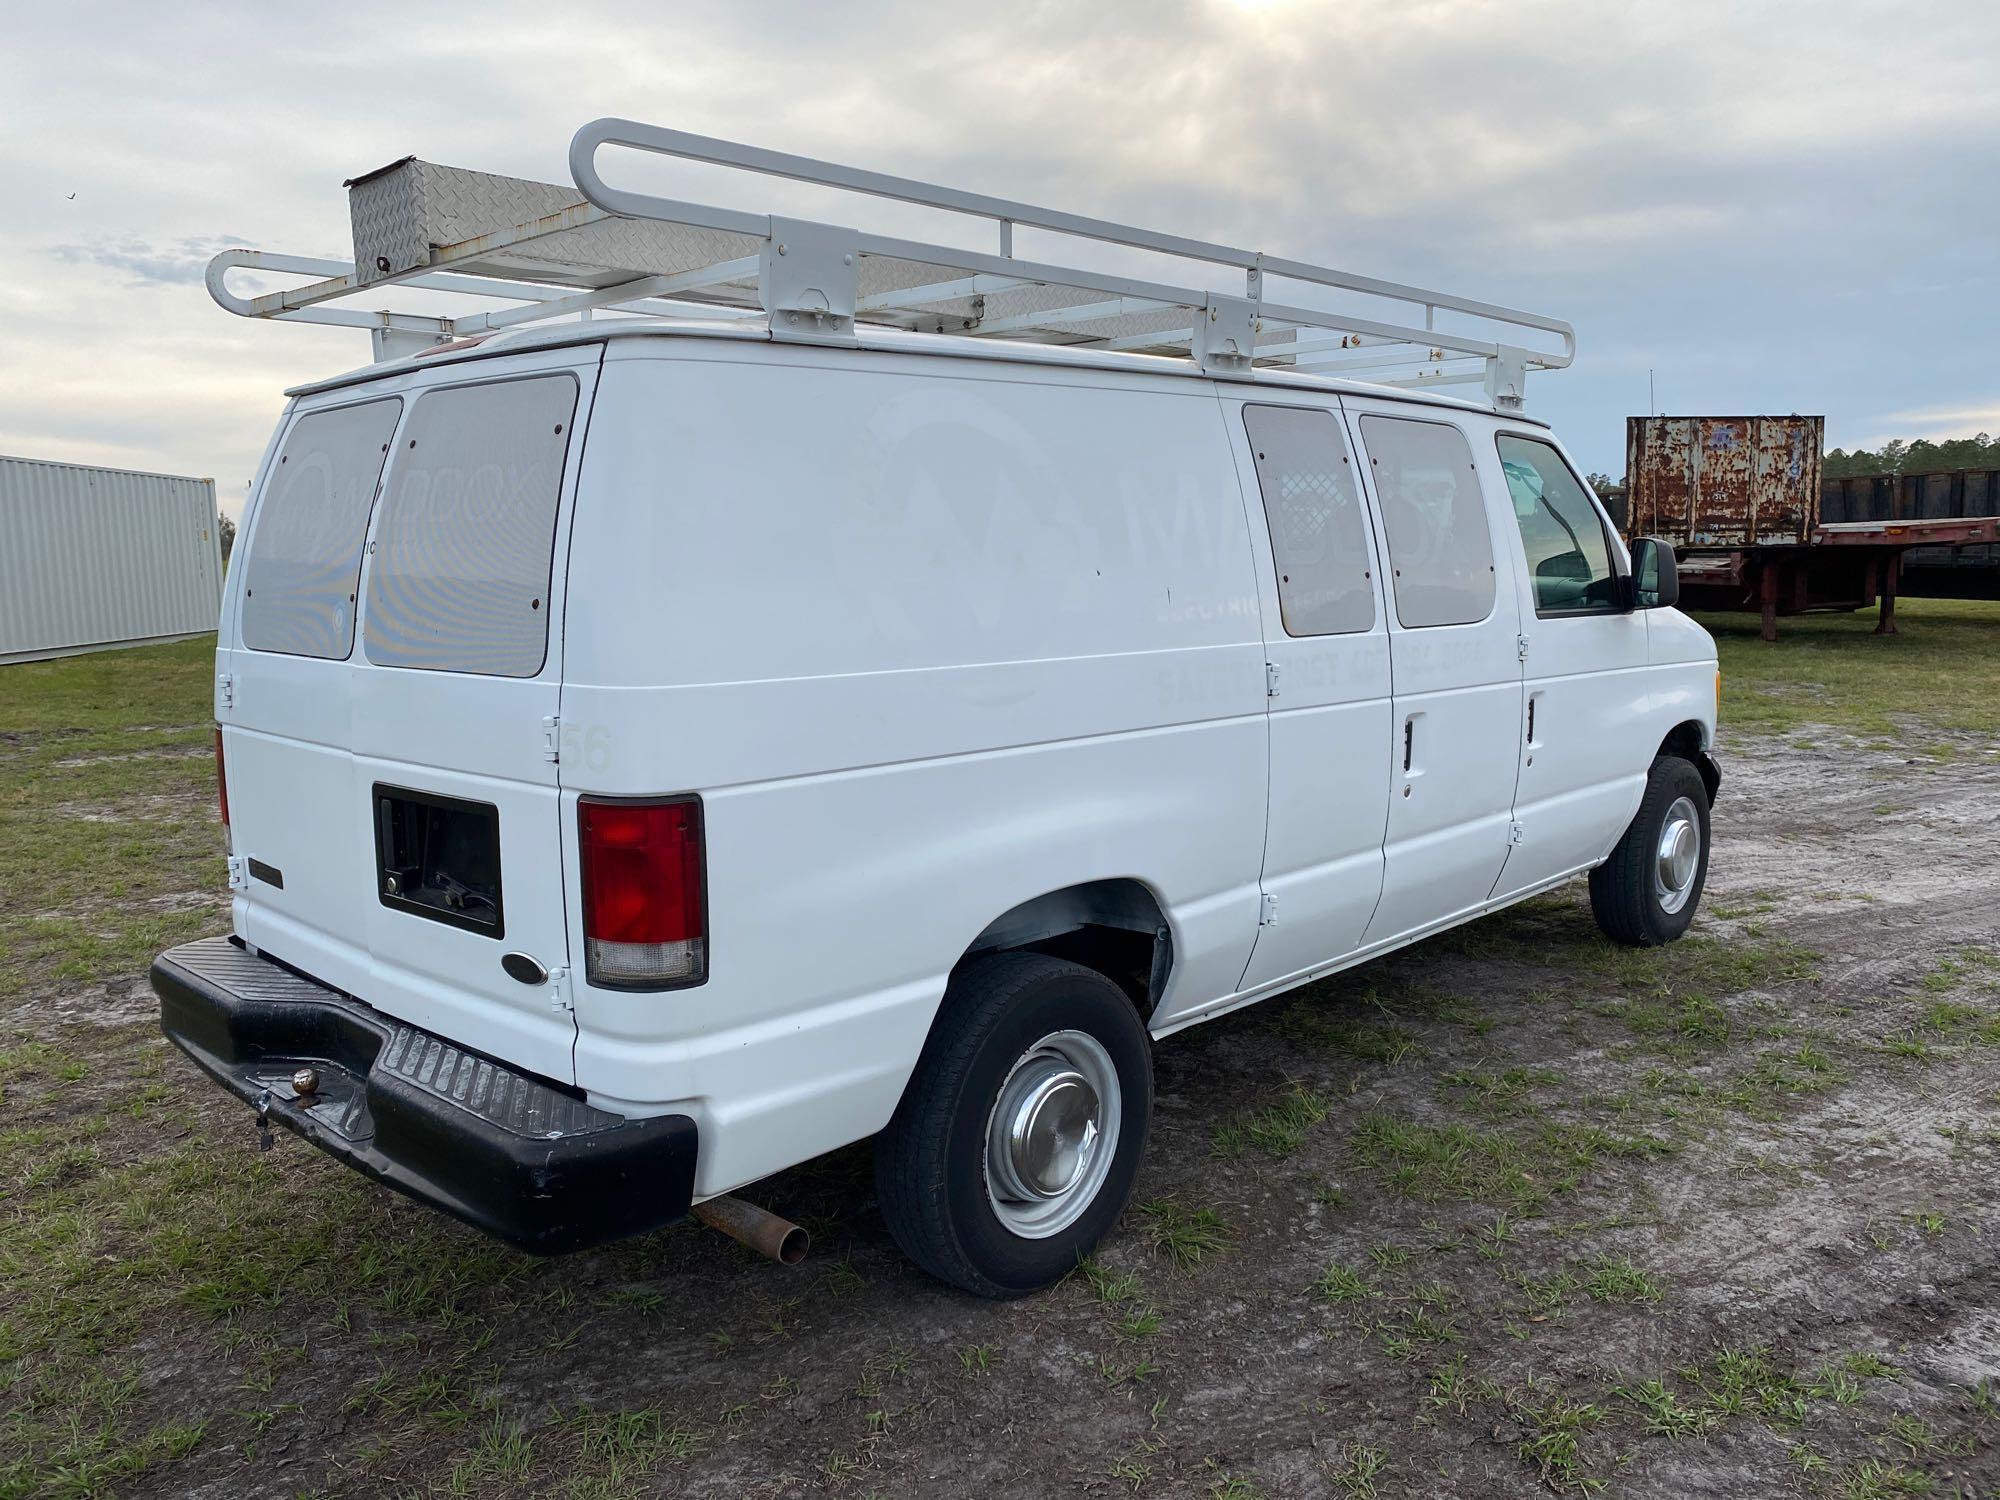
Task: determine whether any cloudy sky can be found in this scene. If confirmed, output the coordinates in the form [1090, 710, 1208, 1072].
[4, 0, 1996, 515]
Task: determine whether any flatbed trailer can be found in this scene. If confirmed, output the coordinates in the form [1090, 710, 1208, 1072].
[1676, 516, 2000, 640]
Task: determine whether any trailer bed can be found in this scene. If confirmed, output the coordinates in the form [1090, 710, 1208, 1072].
[1678, 516, 2000, 639]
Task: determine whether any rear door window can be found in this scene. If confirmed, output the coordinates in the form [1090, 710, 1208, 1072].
[241, 399, 400, 659]
[1243, 404, 1377, 636]
[363, 375, 578, 677]
[1359, 415, 1495, 628]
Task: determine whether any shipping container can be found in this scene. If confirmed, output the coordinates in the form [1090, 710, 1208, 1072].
[1, 455, 223, 664]
[1625, 415, 1824, 547]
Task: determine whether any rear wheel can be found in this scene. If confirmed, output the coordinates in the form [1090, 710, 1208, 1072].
[1589, 755, 1711, 946]
[874, 952, 1152, 1297]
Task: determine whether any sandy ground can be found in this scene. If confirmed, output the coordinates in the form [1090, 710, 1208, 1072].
[8, 724, 2000, 1498]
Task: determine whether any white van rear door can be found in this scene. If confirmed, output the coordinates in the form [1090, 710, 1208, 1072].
[225, 345, 599, 1080]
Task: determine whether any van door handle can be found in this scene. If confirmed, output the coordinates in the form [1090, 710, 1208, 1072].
[1402, 717, 1415, 772]
[1526, 697, 1536, 743]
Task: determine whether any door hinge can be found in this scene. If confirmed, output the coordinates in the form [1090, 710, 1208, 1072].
[226, 855, 249, 891]
[1259, 892, 1279, 926]
[1508, 821, 1526, 846]
[217, 673, 235, 712]
[1265, 662, 1282, 698]
[540, 715, 560, 763]
[1516, 634, 1531, 662]
[547, 965, 574, 1013]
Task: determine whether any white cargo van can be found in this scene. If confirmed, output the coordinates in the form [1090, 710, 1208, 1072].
[157, 122, 1719, 1295]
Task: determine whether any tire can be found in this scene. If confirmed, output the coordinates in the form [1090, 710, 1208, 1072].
[874, 952, 1153, 1297]
[1589, 755, 1712, 947]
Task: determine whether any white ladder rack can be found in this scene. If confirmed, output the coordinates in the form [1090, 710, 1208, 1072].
[206, 118, 1574, 408]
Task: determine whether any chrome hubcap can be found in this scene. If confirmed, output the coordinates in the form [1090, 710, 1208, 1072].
[1654, 795, 1702, 914]
[984, 1030, 1120, 1239]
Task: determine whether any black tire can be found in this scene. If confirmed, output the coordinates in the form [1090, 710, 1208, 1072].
[1589, 755, 1712, 946]
[874, 952, 1153, 1297]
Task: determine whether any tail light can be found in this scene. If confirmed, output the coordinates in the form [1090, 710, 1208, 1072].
[214, 727, 230, 828]
[578, 796, 706, 989]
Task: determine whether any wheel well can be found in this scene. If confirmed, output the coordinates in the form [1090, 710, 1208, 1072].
[1658, 719, 1719, 804]
[959, 879, 1171, 1018]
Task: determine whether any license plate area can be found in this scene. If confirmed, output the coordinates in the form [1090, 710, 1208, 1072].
[373, 784, 505, 939]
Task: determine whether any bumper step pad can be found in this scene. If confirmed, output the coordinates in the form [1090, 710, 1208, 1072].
[153, 936, 696, 1254]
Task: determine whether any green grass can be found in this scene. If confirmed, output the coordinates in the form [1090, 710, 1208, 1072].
[1310, 1262, 1374, 1303]
[1136, 1198, 1232, 1271]
[0, 637, 224, 999]
[1211, 1081, 1332, 1159]
[1696, 597, 2000, 739]
[1351, 1113, 1673, 1211]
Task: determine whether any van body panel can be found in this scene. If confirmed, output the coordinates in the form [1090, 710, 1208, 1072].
[221, 344, 602, 1081]
[558, 344, 1269, 1193]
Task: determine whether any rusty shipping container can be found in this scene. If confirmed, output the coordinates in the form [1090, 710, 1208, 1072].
[1625, 415, 1824, 547]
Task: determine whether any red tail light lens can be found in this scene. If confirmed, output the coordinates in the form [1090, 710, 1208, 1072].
[215, 727, 230, 828]
[578, 796, 706, 989]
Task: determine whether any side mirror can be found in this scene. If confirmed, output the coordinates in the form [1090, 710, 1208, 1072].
[1629, 537, 1680, 610]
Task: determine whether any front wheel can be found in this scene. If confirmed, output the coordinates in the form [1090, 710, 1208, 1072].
[1589, 755, 1712, 946]
[874, 953, 1153, 1297]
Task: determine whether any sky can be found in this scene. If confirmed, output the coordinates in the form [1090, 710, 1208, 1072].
[3, 0, 1997, 518]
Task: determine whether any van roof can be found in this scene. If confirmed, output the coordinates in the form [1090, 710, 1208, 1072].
[285, 317, 1547, 426]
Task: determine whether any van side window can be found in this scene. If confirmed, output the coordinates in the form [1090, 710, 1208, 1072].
[1496, 435, 1619, 616]
[1358, 415, 1495, 628]
[240, 399, 400, 659]
[363, 375, 578, 678]
[1242, 405, 1376, 636]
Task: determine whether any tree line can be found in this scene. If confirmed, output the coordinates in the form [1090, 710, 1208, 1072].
[1824, 433, 2000, 478]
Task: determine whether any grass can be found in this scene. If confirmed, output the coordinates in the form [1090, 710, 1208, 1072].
[0, 637, 223, 999]
[1696, 597, 2000, 740]
[1310, 1262, 1373, 1303]
[1211, 1081, 1331, 1159]
[1136, 1198, 1231, 1270]
[1351, 1113, 1672, 1211]
[5, 615, 1996, 1495]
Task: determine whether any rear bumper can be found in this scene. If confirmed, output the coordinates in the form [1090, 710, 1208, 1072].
[151, 936, 697, 1254]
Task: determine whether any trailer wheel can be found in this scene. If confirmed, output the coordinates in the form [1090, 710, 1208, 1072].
[874, 952, 1152, 1298]
[1589, 755, 1711, 947]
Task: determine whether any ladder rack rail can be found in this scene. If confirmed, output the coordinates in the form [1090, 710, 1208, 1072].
[204, 119, 1574, 403]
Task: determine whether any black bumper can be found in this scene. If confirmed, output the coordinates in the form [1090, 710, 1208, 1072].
[152, 937, 696, 1255]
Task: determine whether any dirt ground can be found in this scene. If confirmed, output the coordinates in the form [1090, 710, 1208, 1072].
[5, 637, 2000, 1497]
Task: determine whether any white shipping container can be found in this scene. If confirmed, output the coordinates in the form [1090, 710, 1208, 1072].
[1, 455, 223, 664]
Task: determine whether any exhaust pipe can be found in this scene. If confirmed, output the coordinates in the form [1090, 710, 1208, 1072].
[692, 1195, 809, 1265]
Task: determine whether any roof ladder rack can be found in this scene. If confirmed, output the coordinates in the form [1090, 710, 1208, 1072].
[206, 119, 1575, 406]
